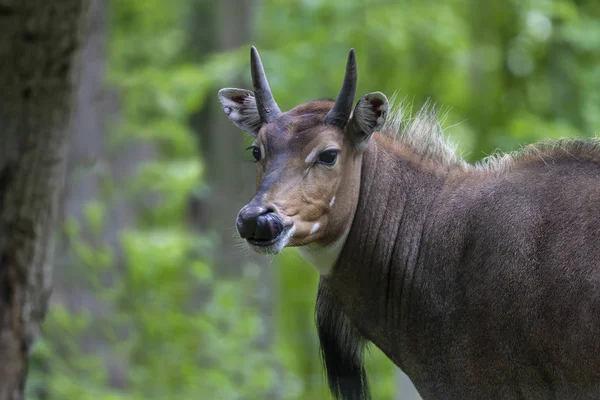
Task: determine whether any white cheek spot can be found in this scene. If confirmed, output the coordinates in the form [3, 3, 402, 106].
[329, 196, 335, 207]
[310, 223, 320, 234]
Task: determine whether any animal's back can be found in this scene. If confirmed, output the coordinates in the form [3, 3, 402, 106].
[411, 155, 600, 399]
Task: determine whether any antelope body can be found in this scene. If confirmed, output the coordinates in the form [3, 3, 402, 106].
[218, 47, 600, 399]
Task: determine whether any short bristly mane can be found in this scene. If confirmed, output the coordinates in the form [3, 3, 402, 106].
[381, 98, 460, 168]
[381, 99, 600, 173]
[475, 138, 600, 173]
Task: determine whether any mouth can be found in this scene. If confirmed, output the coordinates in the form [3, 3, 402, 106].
[247, 236, 280, 247]
[245, 224, 296, 255]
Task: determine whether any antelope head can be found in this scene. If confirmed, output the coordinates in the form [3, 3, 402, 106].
[218, 47, 388, 273]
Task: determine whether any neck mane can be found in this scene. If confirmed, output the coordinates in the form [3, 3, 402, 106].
[378, 100, 600, 175]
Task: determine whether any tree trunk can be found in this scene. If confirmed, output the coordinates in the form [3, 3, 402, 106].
[0, 1, 87, 398]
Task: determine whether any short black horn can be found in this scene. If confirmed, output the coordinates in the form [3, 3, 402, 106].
[250, 46, 281, 123]
[325, 49, 357, 128]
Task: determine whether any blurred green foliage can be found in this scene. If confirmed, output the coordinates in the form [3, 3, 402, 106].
[27, 0, 599, 399]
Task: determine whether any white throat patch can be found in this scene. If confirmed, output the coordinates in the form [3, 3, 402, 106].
[298, 226, 349, 275]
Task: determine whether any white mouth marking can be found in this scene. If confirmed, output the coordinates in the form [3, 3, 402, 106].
[329, 196, 335, 207]
[310, 223, 320, 234]
[246, 225, 296, 255]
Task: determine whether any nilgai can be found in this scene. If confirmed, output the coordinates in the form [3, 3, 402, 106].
[218, 47, 600, 400]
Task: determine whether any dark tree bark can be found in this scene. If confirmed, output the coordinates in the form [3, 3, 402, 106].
[0, 1, 88, 398]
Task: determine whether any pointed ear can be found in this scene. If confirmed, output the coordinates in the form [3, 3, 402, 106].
[346, 92, 388, 149]
[218, 88, 263, 136]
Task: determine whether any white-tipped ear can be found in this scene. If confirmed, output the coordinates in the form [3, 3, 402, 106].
[218, 88, 263, 136]
[347, 92, 388, 149]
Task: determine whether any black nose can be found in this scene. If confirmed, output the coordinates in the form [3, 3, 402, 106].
[237, 205, 284, 242]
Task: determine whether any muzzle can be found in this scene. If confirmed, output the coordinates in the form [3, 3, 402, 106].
[236, 204, 285, 245]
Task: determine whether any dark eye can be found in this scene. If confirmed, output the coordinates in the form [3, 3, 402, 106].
[251, 146, 261, 162]
[317, 150, 339, 166]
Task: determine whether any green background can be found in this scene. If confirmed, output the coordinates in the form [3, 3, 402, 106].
[26, 0, 600, 399]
